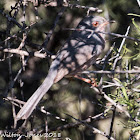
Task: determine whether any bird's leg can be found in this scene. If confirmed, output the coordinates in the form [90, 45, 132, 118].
[74, 75, 97, 87]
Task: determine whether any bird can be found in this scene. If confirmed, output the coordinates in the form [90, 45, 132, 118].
[16, 16, 109, 120]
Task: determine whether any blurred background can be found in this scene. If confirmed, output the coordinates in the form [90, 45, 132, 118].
[0, 0, 140, 140]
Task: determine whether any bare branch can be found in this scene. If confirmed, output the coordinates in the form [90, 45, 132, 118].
[63, 3, 103, 13]
[91, 87, 130, 118]
[82, 70, 140, 74]
[137, 0, 140, 7]
[65, 113, 115, 140]
[63, 28, 140, 42]
[0, 21, 38, 44]
[41, 7, 66, 49]
[0, 48, 56, 59]
[113, 26, 130, 70]
[0, 9, 22, 28]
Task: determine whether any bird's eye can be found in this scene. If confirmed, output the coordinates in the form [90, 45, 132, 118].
[92, 21, 99, 27]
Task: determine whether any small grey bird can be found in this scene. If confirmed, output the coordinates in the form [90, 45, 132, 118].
[16, 16, 109, 120]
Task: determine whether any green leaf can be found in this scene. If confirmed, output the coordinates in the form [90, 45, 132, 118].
[114, 78, 129, 101]
[123, 45, 132, 53]
[136, 85, 140, 89]
[135, 42, 138, 45]
[136, 131, 140, 140]
[132, 18, 140, 32]
[132, 126, 140, 131]
[133, 53, 140, 60]
[114, 78, 122, 84]
[128, 13, 140, 17]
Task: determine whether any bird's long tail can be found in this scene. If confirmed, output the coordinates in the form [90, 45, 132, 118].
[16, 66, 58, 120]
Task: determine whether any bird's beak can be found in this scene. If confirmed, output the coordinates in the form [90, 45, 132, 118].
[97, 20, 115, 31]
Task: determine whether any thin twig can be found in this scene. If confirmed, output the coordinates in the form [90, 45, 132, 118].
[137, 0, 140, 7]
[109, 106, 116, 138]
[91, 87, 130, 118]
[3, 57, 29, 98]
[40, 106, 66, 122]
[0, 48, 56, 59]
[65, 113, 115, 140]
[6, 96, 25, 105]
[49, 110, 109, 132]
[99, 43, 115, 85]
[0, 21, 38, 45]
[41, 7, 66, 49]
[0, 9, 22, 28]
[63, 27, 140, 42]
[63, 3, 103, 13]
[113, 26, 130, 70]
[82, 70, 140, 74]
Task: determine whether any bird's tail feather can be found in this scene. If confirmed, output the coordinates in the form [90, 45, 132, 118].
[16, 68, 57, 120]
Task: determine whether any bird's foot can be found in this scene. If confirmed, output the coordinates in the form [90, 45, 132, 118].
[74, 75, 97, 87]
